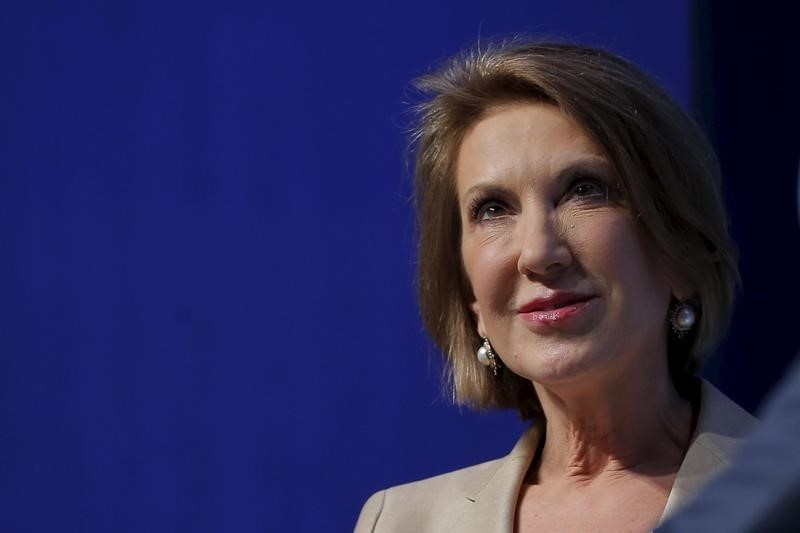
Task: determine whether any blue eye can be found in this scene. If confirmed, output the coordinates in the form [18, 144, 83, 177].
[478, 202, 507, 221]
[568, 178, 609, 201]
[471, 199, 508, 222]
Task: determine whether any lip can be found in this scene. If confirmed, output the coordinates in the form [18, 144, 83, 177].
[517, 292, 597, 313]
[517, 292, 598, 328]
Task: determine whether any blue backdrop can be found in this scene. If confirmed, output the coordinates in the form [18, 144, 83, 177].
[1, 1, 797, 531]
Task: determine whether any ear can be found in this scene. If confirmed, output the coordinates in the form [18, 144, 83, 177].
[470, 300, 487, 338]
[663, 267, 694, 302]
[670, 278, 695, 303]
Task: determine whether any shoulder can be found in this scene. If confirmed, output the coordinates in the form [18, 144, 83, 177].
[662, 381, 756, 520]
[662, 379, 757, 521]
[353, 457, 506, 533]
[354, 424, 541, 533]
[692, 379, 757, 467]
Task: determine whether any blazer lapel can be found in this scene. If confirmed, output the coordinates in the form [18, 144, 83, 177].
[442, 380, 751, 531]
[659, 380, 756, 524]
[450, 423, 543, 532]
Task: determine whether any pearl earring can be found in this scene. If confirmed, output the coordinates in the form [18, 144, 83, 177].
[671, 302, 697, 338]
[477, 337, 501, 376]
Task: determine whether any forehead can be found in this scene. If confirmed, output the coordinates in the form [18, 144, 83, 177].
[456, 103, 604, 190]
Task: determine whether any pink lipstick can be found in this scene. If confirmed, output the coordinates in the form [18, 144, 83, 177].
[518, 292, 597, 327]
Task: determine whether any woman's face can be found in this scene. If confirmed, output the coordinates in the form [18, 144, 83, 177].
[457, 102, 674, 388]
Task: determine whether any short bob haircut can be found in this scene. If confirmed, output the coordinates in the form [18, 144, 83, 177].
[411, 40, 738, 419]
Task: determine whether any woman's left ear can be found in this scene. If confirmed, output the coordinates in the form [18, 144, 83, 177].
[666, 270, 694, 302]
[671, 282, 695, 303]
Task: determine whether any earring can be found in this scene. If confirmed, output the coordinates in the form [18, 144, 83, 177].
[477, 337, 501, 376]
[671, 302, 697, 338]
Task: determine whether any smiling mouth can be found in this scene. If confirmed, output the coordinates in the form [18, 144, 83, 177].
[518, 293, 596, 313]
[535, 299, 590, 312]
[518, 295, 598, 326]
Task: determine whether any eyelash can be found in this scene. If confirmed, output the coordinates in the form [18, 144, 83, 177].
[468, 176, 614, 223]
[468, 196, 505, 222]
[568, 177, 611, 201]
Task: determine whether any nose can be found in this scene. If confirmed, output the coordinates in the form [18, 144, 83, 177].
[516, 209, 572, 278]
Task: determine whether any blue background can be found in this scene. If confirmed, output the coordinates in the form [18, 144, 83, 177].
[1, 1, 797, 531]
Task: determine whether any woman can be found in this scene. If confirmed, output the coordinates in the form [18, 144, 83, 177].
[355, 41, 754, 532]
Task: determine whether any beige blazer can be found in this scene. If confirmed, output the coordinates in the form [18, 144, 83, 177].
[355, 381, 755, 532]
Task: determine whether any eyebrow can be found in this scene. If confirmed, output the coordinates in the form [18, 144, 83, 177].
[555, 156, 614, 182]
[460, 155, 613, 205]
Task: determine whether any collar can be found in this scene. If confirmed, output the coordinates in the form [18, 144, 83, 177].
[658, 380, 755, 523]
[452, 380, 755, 532]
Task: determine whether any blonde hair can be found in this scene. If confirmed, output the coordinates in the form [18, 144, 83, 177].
[412, 41, 738, 419]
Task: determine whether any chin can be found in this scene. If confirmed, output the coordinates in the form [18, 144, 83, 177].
[512, 342, 616, 388]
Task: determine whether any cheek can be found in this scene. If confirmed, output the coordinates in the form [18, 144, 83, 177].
[616, 228, 671, 303]
[570, 213, 670, 310]
[461, 233, 517, 312]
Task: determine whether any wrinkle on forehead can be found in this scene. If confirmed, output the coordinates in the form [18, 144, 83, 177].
[456, 102, 606, 197]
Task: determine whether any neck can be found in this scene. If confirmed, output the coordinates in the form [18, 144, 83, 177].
[532, 364, 693, 485]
